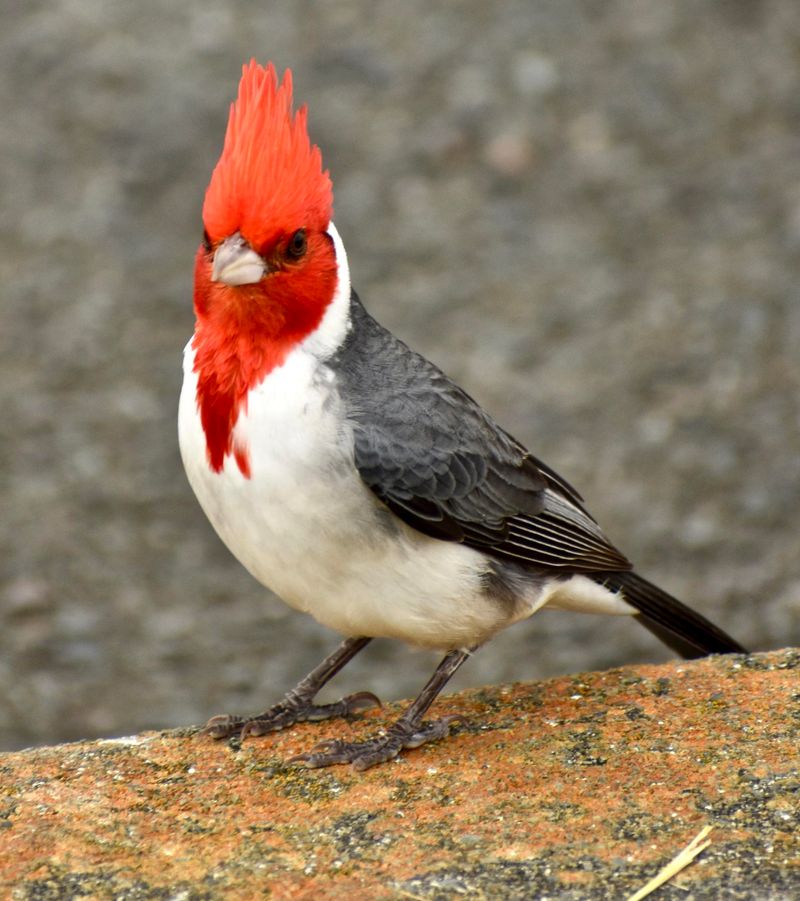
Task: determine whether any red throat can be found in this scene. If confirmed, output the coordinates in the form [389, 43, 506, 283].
[192, 61, 337, 476]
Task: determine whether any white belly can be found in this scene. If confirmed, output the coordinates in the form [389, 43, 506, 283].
[178, 342, 526, 650]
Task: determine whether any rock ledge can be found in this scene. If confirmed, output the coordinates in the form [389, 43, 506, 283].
[2, 650, 798, 899]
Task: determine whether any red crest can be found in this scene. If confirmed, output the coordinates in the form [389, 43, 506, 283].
[202, 61, 333, 251]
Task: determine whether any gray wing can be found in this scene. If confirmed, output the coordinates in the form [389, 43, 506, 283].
[334, 295, 631, 573]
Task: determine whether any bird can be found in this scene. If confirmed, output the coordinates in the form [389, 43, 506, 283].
[178, 60, 746, 771]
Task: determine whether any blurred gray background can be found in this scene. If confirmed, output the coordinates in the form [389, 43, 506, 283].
[2, 1, 799, 751]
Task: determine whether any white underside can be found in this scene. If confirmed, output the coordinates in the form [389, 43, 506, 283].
[179, 223, 634, 651]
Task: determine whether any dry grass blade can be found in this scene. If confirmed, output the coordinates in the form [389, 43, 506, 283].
[626, 825, 713, 901]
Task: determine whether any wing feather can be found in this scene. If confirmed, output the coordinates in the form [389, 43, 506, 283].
[335, 295, 631, 574]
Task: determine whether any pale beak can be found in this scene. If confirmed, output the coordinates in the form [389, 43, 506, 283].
[211, 233, 266, 286]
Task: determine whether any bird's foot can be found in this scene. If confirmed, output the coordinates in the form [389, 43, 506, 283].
[290, 714, 466, 771]
[204, 690, 381, 740]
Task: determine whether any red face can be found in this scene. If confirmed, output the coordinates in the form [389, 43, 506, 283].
[193, 225, 337, 333]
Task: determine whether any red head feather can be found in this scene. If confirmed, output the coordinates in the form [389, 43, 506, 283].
[203, 61, 333, 249]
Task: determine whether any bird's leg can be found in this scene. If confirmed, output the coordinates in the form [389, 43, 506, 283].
[205, 636, 379, 740]
[290, 647, 472, 771]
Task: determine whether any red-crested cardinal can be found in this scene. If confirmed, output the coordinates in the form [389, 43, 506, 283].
[179, 61, 746, 770]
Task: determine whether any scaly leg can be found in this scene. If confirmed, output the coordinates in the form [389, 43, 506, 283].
[205, 636, 379, 739]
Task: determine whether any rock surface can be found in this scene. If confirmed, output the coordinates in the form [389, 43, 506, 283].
[2, 2, 799, 749]
[2, 650, 798, 899]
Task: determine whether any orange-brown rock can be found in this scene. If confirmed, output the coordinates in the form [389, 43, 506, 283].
[2, 650, 798, 899]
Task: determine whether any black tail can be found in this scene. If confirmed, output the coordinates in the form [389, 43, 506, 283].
[598, 571, 747, 659]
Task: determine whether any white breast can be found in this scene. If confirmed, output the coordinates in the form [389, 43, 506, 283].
[178, 340, 527, 650]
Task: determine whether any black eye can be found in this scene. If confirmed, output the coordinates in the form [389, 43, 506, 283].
[202, 229, 212, 252]
[286, 229, 307, 260]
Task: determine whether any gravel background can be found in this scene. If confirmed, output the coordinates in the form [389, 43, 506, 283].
[2, 1, 799, 751]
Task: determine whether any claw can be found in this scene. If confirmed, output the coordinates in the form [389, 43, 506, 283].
[204, 714, 245, 739]
[300, 691, 381, 722]
[402, 714, 466, 748]
[240, 715, 285, 739]
[289, 714, 468, 771]
[309, 738, 348, 753]
[344, 691, 383, 712]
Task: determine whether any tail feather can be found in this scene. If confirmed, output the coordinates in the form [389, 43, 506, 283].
[599, 571, 747, 659]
